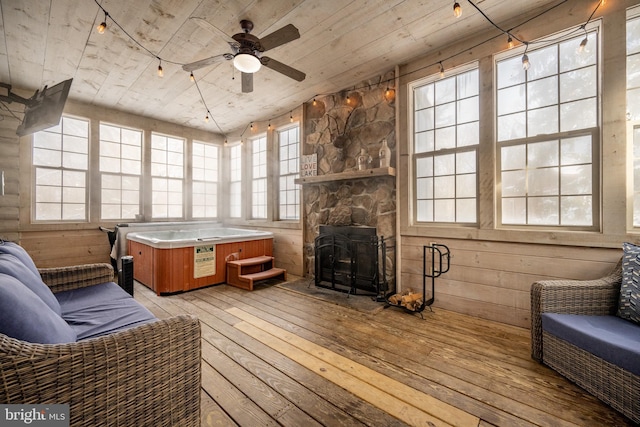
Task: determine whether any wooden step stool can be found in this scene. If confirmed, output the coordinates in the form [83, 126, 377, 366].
[225, 254, 287, 291]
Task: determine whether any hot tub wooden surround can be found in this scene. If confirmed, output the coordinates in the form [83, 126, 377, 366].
[129, 238, 274, 295]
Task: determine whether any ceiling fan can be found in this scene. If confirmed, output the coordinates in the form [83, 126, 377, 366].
[183, 18, 306, 93]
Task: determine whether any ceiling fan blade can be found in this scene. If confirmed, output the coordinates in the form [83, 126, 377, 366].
[189, 17, 236, 44]
[241, 72, 253, 93]
[260, 57, 306, 82]
[182, 54, 229, 72]
[258, 24, 300, 51]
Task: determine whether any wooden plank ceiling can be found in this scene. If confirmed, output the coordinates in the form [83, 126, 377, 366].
[0, 0, 561, 136]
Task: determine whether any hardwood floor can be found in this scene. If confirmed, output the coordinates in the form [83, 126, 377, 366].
[134, 279, 634, 427]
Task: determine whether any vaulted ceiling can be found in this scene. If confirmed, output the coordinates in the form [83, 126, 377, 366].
[0, 0, 562, 136]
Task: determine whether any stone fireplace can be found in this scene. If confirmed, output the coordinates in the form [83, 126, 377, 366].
[300, 71, 397, 290]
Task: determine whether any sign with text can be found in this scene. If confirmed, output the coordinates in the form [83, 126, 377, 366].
[301, 154, 317, 177]
[0, 404, 69, 426]
[194, 244, 216, 278]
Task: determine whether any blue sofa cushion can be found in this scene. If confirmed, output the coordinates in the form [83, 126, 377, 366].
[0, 241, 41, 278]
[0, 253, 62, 315]
[0, 273, 76, 344]
[55, 282, 156, 340]
[619, 242, 640, 324]
[542, 313, 640, 376]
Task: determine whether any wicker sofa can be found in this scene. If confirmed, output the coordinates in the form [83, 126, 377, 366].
[531, 259, 640, 424]
[0, 241, 201, 426]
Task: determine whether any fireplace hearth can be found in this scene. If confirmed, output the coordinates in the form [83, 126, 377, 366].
[314, 225, 395, 300]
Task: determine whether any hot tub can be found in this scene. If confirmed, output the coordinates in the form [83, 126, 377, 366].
[126, 226, 274, 295]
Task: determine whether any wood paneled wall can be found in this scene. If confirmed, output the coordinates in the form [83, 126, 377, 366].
[401, 237, 621, 328]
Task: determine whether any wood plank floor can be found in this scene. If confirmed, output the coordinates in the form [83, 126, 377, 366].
[133, 279, 634, 427]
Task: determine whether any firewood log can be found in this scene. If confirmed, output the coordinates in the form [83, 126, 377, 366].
[401, 293, 423, 306]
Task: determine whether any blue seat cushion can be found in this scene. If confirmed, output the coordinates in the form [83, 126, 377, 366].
[0, 241, 41, 278]
[542, 313, 640, 375]
[55, 282, 156, 340]
[0, 273, 76, 344]
[0, 253, 62, 315]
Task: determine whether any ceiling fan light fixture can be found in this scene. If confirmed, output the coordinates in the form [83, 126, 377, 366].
[233, 53, 261, 73]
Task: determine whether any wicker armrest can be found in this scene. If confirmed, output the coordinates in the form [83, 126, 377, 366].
[0, 315, 201, 427]
[38, 263, 115, 293]
[530, 260, 622, 361]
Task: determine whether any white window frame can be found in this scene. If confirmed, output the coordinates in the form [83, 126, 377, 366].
[495, 23, 601, 229]
[250, 135, 268, 219]
[627, 6, 640, 228]
[229, 143, 242, 218]
[151, 132, 184, 219]
[99, 122, 142, 220]
[32, 116, 89, 222]
[409, 62, 480, 225]
[277, 125, 300, 221]
[192, 141, 219, 219]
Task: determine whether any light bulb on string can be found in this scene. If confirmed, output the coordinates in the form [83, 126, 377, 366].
[157, 60, 164, 77]
[507, 34, 514, 49]
[578, 27, 588, 53]
[250, 122, 253, 130]
[522, 53, 530, 71]
[290, 112, 293, 123]
[453, 1, 462, 18]
[204, 113, 210, 123]
[439, 62, 445, 78]
[96, 11, 108, 34]
[578, 36, 588, 53]
[190, 72, 195, 82]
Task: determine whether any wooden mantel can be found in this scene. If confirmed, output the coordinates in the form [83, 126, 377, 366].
[295, 167, 396, 185]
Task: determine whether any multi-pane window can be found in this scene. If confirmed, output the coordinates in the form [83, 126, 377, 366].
[278, 126, 300, 220]
[151, 133, 184, 218]
[496, 28, 599, 227]
[627, 9, 640, 226]
[412, 65, 479, 223]
[251, 136, 268, 219]
[33, 116, 88, 221]
[192, 141, 218, 218]
[229, 144, 242, 218]
[99, 123, 142, 220]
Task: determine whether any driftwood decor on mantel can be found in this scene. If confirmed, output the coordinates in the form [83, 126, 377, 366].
[295, 166, 395, 185]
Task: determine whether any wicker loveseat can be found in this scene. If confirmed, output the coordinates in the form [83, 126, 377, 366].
[531, 257, 640, 424]
[0, 241, 201, 426]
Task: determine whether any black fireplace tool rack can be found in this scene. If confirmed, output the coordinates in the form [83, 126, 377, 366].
[385, 243, 450, 318]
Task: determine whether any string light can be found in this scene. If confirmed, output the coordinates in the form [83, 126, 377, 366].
[189, 72, 195, 82]
[268, 121, 272, 130]
[157, 59, 163, 77]
[384, 87, 395, 102]
[453, 2, 462, 18]
[507, 34, 514, 49]
[439, 62, 445, 78]
[250, 122, 254, 130]
[578, 26, 588, 53]
[204, 113, 210, 123]
[312, 98, 317, 106]
[96, 11, 108, 34]
[290, 111, 293, 122]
